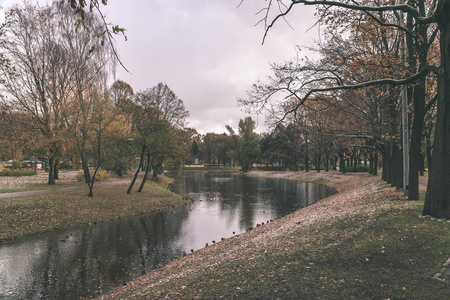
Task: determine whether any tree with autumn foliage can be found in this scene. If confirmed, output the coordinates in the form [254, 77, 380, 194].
[1, 4, 70, 184]
[0, 2, 116, 185]
[226, 117, 260, 173]
[202, 133, 219, 167]
[126, 83, 189, 194]
[245, 0, 449, 218]
[0, 106, 40, 161]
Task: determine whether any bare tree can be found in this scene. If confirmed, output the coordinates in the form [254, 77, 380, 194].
[54, 0, 117, 193]
[0, 4, 72, 184]
[247, 0, 449, 218]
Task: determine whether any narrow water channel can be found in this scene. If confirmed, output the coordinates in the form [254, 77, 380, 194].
[0, 171, 335, 299]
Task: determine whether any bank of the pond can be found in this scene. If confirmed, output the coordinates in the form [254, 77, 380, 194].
[100, 170, 450, 299]
[0, 175, 190, 241]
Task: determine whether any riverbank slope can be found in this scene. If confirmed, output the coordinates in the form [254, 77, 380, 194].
[0, 175, 189, 241]
[101, 170, 450, 299]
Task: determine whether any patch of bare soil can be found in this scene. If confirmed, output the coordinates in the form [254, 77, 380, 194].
[100, 170, 405, 299]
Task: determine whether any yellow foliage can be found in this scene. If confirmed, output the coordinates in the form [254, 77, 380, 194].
[76, 169, 110, 182]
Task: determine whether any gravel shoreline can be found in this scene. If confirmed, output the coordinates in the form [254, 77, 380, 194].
[100, 170, 407, 299]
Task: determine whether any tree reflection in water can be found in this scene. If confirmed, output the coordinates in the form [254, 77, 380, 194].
[0, 171, 335, 299]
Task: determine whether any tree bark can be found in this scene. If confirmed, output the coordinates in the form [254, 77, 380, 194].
[137, 152, 151, 193]
[83, 164, 91, 184]
[54, 161, 59, 180]
[87, 166, 102, 197]
[48, 155, 55, 185]
[317, 154, 321, 172]
[127, 144, 146, 194]
[394, 144, 403, 190]
[305, 154, 309, 172]
[423, 3, 450, 218]
[425, 121, 434, 172]
[419, 153, 425, 176]
[339, 150, 346, 174]
[408, 17, 428, 200]
[373, 151, 378, 176]
[408, 79, 426, 199]
[383, 146, 391, 184]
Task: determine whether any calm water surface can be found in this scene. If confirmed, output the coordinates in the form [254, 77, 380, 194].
[0, 171, 335, 299]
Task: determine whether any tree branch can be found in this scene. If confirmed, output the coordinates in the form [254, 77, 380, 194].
[262, 0, 436, 44]
[281, 65, 431, 122]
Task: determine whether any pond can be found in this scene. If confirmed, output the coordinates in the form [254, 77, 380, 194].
[0, 171, 335, 299]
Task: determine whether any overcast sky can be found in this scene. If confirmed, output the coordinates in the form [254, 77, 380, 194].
[1, 0, 319, 134]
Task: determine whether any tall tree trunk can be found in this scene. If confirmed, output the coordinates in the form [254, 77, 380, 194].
[137, 153, 151, 193]
[305, 154, 309, 172]
[317, 154, 321, 172]
[409, 90, 425, 198]
[383, 147, 391, 183]
[54, 161, 59, 180]
[87, 166, 102, 197]
[425, 122, 434, 172]
[48, 156, 55, 185]
[424, 5, 450, 218]
[408, 24, 428, 200]
[419, 153, 425, 176]
[53, 144, 61, 180]
[83, 163, 91, 184]
[87, 181, 94, 197]
[373, 151, 378, 176]
[339, 151, 346, 174]
[390, 143, 402, 189]
[395, 144, 403, 190]
[363, 151, 367, 167]
[127, 145, 146, 194]
[390, 145, 397, 187]
[304, 138, 309, 172]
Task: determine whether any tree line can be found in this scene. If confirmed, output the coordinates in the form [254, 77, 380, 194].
[1, 0, 449, 219]
[239, 0, 448, 219]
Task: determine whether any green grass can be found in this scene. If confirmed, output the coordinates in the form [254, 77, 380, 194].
[0, 176, 190, 241]
[110, 195, 450, 299]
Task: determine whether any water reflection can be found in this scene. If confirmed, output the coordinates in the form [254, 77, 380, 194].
[171, 172, 333, 235]
[0, 172, 334, 299]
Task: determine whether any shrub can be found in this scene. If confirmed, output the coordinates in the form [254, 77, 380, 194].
[0, 168, 37, 176]
[11, 161, 23, 169]
[76, 169, 110, 182]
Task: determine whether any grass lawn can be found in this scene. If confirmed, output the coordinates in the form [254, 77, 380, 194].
[0, 176, 190, 241]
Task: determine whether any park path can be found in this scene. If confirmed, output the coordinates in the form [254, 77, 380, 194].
[0, 178, 131, 199]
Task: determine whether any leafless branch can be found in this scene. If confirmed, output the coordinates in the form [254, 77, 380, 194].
[262, 0, 436, 44]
